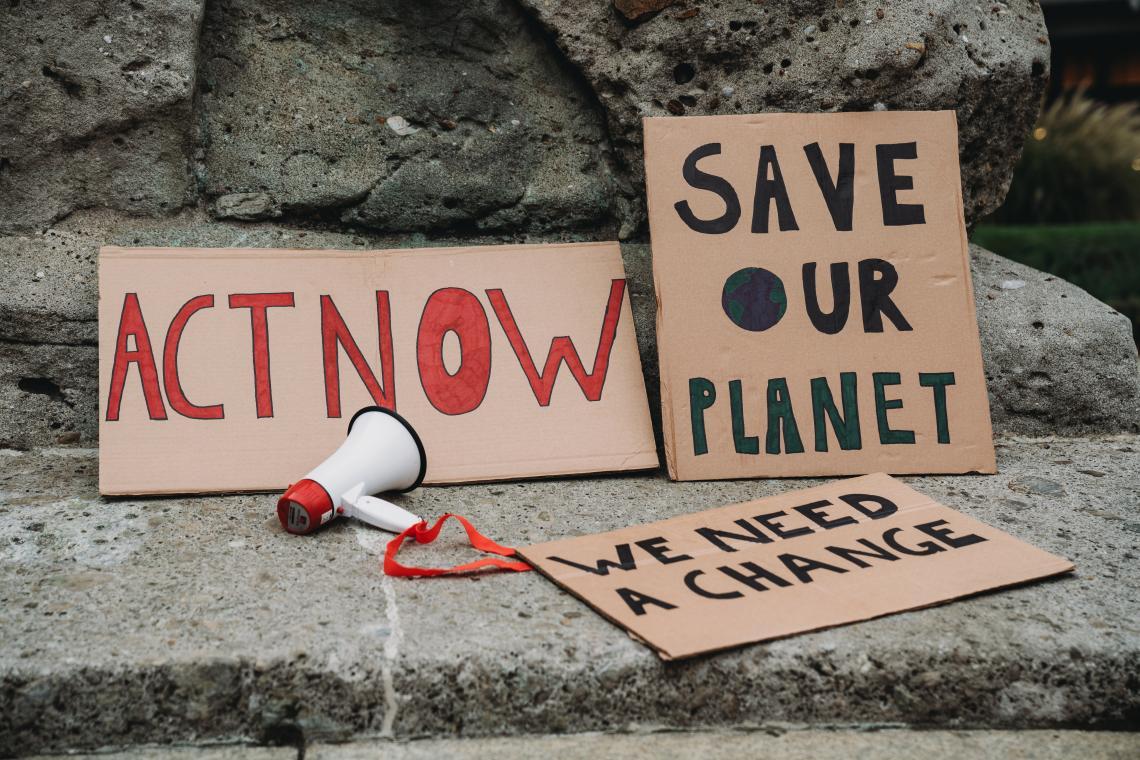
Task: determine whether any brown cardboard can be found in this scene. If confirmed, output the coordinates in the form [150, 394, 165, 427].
[518, 474, 1073, 660]
[643, 112, 996, 480]
[98, 242, 658, 494]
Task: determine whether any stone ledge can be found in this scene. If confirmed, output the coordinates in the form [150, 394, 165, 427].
[23, 729, 1140, 760]
[311, 728, 1140, 760]
[2, 436, 1137, 754]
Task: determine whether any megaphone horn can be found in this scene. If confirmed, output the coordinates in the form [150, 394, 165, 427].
[277, 406, 427, 536]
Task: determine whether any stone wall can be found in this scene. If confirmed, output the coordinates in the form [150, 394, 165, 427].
[3, 0, 1051, 237]
[1, 0, 1137, 448]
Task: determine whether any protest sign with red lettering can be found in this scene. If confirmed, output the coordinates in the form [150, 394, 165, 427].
[98, 243, 657, 494]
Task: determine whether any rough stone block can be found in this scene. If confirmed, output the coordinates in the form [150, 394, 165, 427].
[0, 343, 98, 450]
[196, 0, 616, 234]
[0, 0, 204, 232]
[0, 229, 99, 346]
[972, 245, 1140, 435]
[520, 0, 1052, 232]
[1, 1, 1051, 240]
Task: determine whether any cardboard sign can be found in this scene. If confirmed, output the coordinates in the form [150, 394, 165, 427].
[98, 243, 658, 494]
[519, 474, 1073, 660]
[643, 112, 996, 480]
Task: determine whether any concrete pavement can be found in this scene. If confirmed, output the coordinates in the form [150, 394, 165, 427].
[2, 436, 1137, 755]
[24, 729, 1140, 759]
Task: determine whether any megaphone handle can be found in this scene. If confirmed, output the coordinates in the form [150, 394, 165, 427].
[348, 495, 422, 534]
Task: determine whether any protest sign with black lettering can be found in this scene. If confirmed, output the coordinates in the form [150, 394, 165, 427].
[644, 112, 996, 480]
[98, 243, 658, 494]
[518, 474, 1073, 660]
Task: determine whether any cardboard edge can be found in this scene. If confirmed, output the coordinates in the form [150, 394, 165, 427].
[526, 555, 1076, 663]
[97, 241, 625, 260]
[641, 110, 961, 127]
[97, 454, 664, 497]
[665, 463, 1003, 483]
[97, 248, 108, 493]
[943, 110, 998, 474]
[614, 251, 663, 473]
[519, 474, 901, 573]
[515, 545, 669, 659]
[526, 566, 1080, 663]
[651, 562, 1077, 661]
[641, 118, 680, 482]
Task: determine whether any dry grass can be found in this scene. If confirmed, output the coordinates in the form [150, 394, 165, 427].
[991, 90, 1140, 224]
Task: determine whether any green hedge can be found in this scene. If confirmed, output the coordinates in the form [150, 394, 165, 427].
[971, 223, 1140, 341]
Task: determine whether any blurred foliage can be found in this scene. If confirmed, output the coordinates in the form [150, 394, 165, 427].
[972, 223, 1140, 341]
[988, 91, 1140, 224]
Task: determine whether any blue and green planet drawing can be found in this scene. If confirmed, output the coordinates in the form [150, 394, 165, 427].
[721, 267, 787, 331]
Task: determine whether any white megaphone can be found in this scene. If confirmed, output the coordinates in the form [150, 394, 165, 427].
[277, 406, 427, 536]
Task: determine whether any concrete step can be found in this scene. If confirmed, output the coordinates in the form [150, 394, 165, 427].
[25, 729, 1140, 760]
[2, 436, 1138, 755]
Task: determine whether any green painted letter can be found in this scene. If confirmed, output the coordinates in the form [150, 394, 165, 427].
[729, 379, 759, 454]
[811, 373, 862, 452]
[873, 371, 915, 444]
[689, 377, 716, 455]
[765, 378, 805, 455]
[919, 371, 956, 444]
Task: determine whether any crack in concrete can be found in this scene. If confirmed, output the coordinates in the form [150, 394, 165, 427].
[352, 525, 403, 738]
[379, 574, 403, 738]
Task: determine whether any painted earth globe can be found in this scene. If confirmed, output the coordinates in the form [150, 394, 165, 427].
[721, 266, 787, 331]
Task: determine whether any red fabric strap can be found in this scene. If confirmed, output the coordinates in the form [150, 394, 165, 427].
[384, 513, 532, 577]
